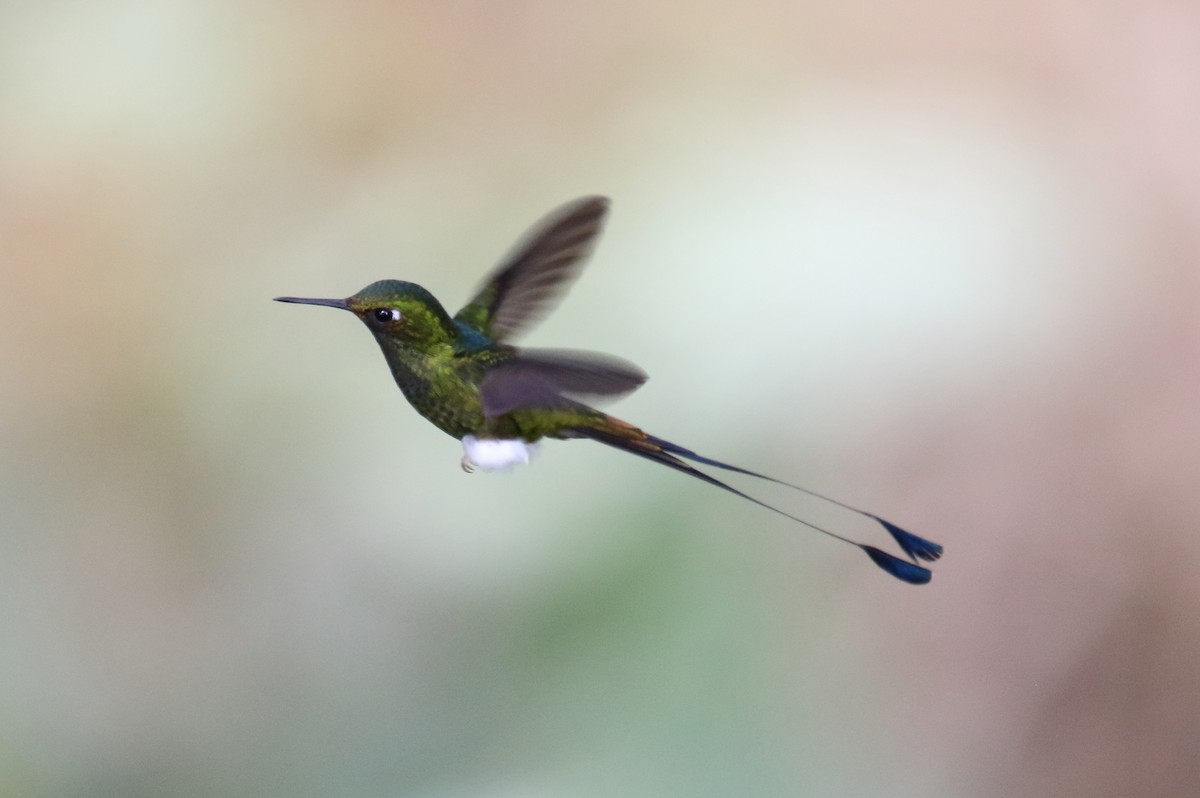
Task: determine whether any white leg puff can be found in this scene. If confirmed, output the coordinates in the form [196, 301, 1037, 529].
[460, 435, 539, 473]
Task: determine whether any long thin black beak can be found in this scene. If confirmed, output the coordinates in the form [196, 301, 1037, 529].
[274, 296, 350, 310]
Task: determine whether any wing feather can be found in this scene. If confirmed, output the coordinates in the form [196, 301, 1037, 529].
[479, 348, 646, 417]
[454, 196, 610, 341]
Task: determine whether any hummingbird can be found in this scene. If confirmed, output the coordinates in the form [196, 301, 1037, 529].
[276, 196, 943, 584]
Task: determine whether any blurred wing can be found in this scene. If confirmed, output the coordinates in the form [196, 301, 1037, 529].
[480, 348, 647, 417]
[454, 196, 610, 341]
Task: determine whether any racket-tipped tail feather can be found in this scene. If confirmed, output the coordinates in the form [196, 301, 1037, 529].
[875, 517, 944, 562]
[575, 424, 942, 585]
[861, 546, 933, 585]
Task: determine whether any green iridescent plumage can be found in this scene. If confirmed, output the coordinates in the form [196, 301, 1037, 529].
[276, 196, 944, 585]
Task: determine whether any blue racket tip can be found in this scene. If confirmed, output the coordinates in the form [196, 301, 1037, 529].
[874, 518, 943, 562]
[861, 546, 934, 585]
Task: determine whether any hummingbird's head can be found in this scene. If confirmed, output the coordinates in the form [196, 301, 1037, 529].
[275, 280, 457, 351]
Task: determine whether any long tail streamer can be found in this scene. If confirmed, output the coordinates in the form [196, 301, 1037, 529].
[576, 428, 943, 585]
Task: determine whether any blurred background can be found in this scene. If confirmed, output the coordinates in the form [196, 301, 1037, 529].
[2, 1, 1199, 796]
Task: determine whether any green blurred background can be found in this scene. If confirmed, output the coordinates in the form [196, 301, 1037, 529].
[3, 2, 1199, 796]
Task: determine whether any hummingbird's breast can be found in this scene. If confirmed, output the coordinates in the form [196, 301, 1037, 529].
[374, 338, 489, 439]
[373, 335, 600, 443]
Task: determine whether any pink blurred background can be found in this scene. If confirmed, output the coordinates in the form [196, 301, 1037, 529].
[2, 2, 1199, 795]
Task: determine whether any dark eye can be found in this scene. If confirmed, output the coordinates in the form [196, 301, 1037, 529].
[373, 308, 401, 323]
